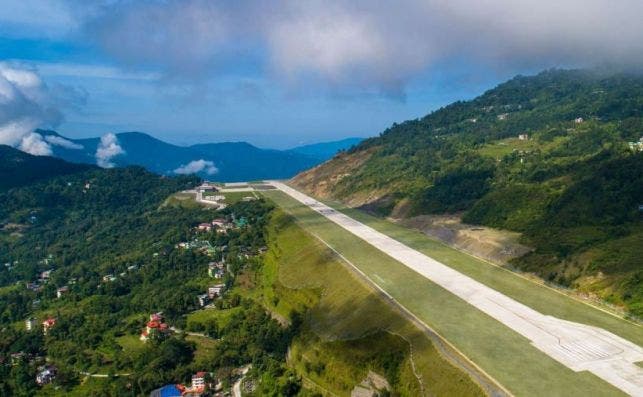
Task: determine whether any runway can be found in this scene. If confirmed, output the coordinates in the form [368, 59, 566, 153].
[270, 181, 643, 396]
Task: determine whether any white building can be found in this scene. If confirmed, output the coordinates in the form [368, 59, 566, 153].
[25, 317, 37, 331]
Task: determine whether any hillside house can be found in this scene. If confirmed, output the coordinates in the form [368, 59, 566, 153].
[103, 274, 116, 282]
[36, 365, 57, 385]
[25, 317, 37, 331]
[197, 223, 212, 232]
[140, 313, 171, 342]
[56, 286, 69, 298]
[211, 218, 226, 227]
[628, 138, 643, 152]
[208, 262, 226, 278]
[497, 113, 508, 120]
[42, 318, 56, 335]
[574, 117, 584, 123]
[39, 270, 52, 281]
[518, 134, 529, 141]
[185, 371, 208, 395]
[208, 284, 225, 299]
[197, 294, 209, 307]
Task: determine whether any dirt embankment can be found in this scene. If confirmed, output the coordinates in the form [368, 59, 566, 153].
[291, 147, 531, 266]
[396, 214, 533, 266]
[290, 147, 378, 203]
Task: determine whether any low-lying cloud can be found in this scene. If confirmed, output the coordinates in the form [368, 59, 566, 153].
[0, 63, 62, 155]
[44, 134, 83, 149]
[78, 0, 643, 93]
[95, 132, 124, 168]
[174, 159, 218, 175]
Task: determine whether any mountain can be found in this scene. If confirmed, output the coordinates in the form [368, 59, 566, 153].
[189, 142, 320, 181]
[291, 68, 643, 317]
[288, 137, 363, 160]
[0, 144, 94, 192]
[39, 131, 342, 181]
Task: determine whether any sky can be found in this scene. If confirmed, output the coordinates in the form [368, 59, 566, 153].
[0, 0, 642, 152]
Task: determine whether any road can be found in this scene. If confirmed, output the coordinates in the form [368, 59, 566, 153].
[79, 371, 131, 378]
[232, 365, 251, 397]
[270, 181, 643, 396]
[170, 326, 210, 338]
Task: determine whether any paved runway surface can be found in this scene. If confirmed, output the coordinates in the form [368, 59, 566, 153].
[270, 181, 643, 396]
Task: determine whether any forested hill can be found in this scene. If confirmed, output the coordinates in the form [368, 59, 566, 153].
[0, 145, 94, 192]
[292, 68, 643, 317]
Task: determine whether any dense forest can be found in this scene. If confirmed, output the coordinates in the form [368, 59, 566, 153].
[0, 165, 303, 396]
[0, 145, 94, 192]
[292, 69, 643, 317]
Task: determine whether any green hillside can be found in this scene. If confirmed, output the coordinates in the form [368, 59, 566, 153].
[292, 69, 643, 317]
[0, 145, 94, 192]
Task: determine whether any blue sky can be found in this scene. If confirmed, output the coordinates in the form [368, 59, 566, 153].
[0, 1, 641, 150]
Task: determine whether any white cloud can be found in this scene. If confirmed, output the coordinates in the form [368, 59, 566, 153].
[76, 0, 643, 93]
[3, 0, 643, 95]
[44, 134, 83, 149]
[18, 132, 52, 156]
[37, 62, 161, 81]
[95, 132, 124, 168]
[0, 63, 62, 155]
[174, 159, 218, 175]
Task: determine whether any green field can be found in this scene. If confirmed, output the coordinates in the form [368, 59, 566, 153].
[186, 307, 243, 329]
[257, 209, 484, 396]
[221, 191, 258, 204]
[263, 190, 637, 396]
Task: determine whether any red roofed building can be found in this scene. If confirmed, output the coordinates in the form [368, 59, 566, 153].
[42, 318, 56, 335]
[140, 313, 171, 342]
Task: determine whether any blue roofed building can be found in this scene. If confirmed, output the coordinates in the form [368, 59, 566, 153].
[149, 384, 182, 397]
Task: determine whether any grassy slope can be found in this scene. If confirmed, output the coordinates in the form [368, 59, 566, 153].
[255, 208, 483, 396]
[264, 190, 635, 396]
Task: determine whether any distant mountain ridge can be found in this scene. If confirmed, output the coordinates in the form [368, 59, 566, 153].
[36, 131, 361, 182]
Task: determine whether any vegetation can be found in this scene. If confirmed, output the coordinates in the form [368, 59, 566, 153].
[0, 165, 301, 396]
[292, 68, 643, 316]
[0, 145, 93, 192]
